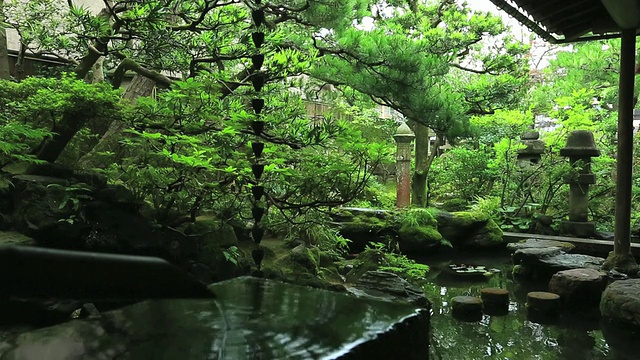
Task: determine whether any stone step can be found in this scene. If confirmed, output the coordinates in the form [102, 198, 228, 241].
[504, 232, 640, 257]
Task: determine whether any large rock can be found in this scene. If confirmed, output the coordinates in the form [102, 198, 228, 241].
[330, 208, 504, 253]
[436, 211, 505, 249]
[346, 270, 429, 308]
[507, 238, 575, 253]
[0, 277, 430, 359]
[601, 279, 640, 327]
[539, 253, 604, 272]
[548, 268, 607, 309]
[512, 247, 604, 282]
[329, 207, 394, 251]
[10, 175, 89, 247]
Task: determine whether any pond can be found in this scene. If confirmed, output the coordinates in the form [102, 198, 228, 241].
[417, 250, 618, 360]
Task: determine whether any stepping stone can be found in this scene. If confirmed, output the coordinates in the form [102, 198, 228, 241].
[507, 238, 575, 253]
[481, 288, 509, 315]
[527, 291, 560, 323]
[540, 253, 604, 272]
[451, 296, 483, 321]
[513, 247, 604, 282]
[513, 247, 564, 265]
[548, 268, 606, 309]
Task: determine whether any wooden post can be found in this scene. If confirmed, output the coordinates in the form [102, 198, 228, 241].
[614, 28, 636, 257]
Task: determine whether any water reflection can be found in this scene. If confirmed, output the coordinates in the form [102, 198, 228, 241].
[0, 278, 428, 359]
[420, 251, 610, 360]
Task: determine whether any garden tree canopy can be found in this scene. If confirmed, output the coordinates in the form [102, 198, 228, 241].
[0, 0, 407, 224]
[308, 0, 529, 206]
[528, 39, 631, 116]
[2, 0, 412, 163]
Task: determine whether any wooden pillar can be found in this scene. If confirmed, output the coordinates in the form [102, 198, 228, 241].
[614, 29, 636, 256]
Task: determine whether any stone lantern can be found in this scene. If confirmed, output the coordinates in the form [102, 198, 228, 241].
[559, 130, 600, 238]
[517, 131, 545, 168]
[393, 123, 415, 208]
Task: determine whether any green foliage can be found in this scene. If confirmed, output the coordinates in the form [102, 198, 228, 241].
[263, 210, 350, 258]
[429, 146, 495, 202]
[223, 245, 240, 265]
[397, 208, 439, 228]
[0, 74, 121, 165]
[366, 242, 430, 280]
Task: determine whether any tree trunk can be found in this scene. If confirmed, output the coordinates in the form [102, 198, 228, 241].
[0, 27, 10, 80]
[34, 112, 85, 163]
[87, 56, 105, 84]
[412, 124, 442, 207]
[77, 75, 156, 169]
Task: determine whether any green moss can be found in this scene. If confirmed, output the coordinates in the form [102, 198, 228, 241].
[450, 211, 490, 228]
[185, 220, 238, 248]
[483, 219, 504, 244]
[602, 251, 640, 274]
[398, 224, 444, 250]
[512, 264, 532, 279]
[441, 198, 468, 212]
[344, 249, 387, 283]
[396, 208, 438, 227]
[261, 246, 344, 289]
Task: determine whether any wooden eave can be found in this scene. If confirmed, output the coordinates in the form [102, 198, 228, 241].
[490, 0, 626, 43]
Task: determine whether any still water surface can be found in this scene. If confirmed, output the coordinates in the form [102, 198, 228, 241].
[417, 251, 619, 360]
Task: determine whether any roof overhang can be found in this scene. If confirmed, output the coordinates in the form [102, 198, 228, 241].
[489, 0, 640, 44]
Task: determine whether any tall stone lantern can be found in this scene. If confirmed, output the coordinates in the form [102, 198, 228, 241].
[394, 123, 415, 208]
[559, 130, 600, 238]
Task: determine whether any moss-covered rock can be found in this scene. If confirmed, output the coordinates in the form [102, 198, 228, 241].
[332, 209, 395, 251]
[602, 251, 640, 275]
[197, 243, 251, 282]
[397, 224, 443, 253]
[185, 220, 238, 248]
[342, 249, 387, 283]
[436, 211, 505, 249]
[261, 244, 343, 289]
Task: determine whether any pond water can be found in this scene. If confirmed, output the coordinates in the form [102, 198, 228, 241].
[417, 250, 618, 360]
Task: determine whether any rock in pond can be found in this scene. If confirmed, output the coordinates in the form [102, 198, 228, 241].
[0, 277, 430, 359]
[600, 279, 640, 328]
[512, 247, 604, 282]
[451, 296, 483, 322]
[345, 270, 430, 308]
[526, 291, 560, 324]
[480, 288, 509, 316]
[548, 268, 607, 310]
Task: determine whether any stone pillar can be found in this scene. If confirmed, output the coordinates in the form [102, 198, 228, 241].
[559, 130, 600, 238]
[517, 131, 545, 168]
[0, 27, 10, 80]
[394, 123, 415, 208]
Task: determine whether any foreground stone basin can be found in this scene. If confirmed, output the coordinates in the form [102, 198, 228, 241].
[0, 277, 429, 359]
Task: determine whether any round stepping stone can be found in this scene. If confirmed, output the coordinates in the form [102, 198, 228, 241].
[481, 288, 509, 315]
[548, 268, 606, 309]
[451, 296, 483, 322]
[527, 291, 560, 324]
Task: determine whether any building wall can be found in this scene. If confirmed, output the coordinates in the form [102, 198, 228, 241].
[4, 0, 104, 52]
